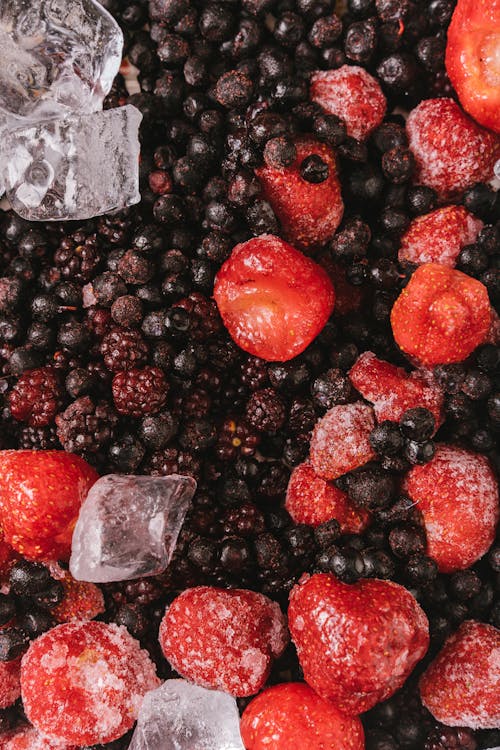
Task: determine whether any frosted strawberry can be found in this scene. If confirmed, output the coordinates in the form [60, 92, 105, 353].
[213, 235, 335, 362]
[288, 573, 429, 714]
[240, 682, 365, 750]
[159, 586, 288, 697]
[398, 206, 483, 268]
[255, 137, 344, 249]
[403, 444, 499, 573]
[49, 567, 105, 623]
[391, 263, 491, 366]
[420, 621, 500, 728]
[2, 725, 76, 750]
[0, 658, 21, 708]
[310, 65, 386, 141]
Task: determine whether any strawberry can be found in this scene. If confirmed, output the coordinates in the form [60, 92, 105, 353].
[0, 658, 21, 709]
[240, 682, 365, 750]
[310, 65, 386, 141]
[288, 573, 429, 714]
[2, 725, 76, 750]
[390, 263, 491, 366]
[255, 137, 344, 250]
[159, 586, 288, 697]
[406, 98, 500, 198]
[420, 621, 500, 729]
[0, 450, 98, 562]
[403, 444, 499, 573]
[445, 0, 500, 133]
[48, 566, 105, 623]
[213, 234, 335, 362]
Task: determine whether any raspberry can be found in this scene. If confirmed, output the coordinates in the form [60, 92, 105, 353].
[21, 621, 160, 746]
[159, 586, 288, 696]
[50, 568, 105, 623]
[56, 396, 119, 455]
[99, 327, 149, 372]
[2, 725, 76, 750]
[112, 367, 168, 417]
[0, 658, 21, 708]
[391, 263, 491, 366]
[9, 367, 63, 428]
[310, 65, 386, 141]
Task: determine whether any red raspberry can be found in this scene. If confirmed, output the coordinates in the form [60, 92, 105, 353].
[310, 65, 386, 141]
[100, 327, 149, 372]
[9, 367, 64, 428]
[49, 567, 105, 623]
[446, 0, 500, 133]
[0, 450, 98, 562]
[255, 137, 344, 250]
[406, 98, 500, 198]
[2, 725, 76, 750]
[391, 263, 491, 366]
[159, 586, 288, 697]
[309, 402, 376, 480]
[213, 235, 335, 362]
[0, 658, 21, 708]
[21, 621, 160, 746]
[240, 682, 365, 750]
[420, 620, 500, 729]
[349, 351, 444, 430]
[112, 367, 168, 416]
[285, 461, 370, 532]
[403, 444, 499, 573]
[399, 206, 483, 268]
[288, 573, 429, 714]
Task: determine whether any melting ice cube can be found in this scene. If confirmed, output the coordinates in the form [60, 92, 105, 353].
[69, 473, 196, 583]
[128, 679, 246, 750]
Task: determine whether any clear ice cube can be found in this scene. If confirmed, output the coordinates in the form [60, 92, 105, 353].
[128, 679, 246, 750]
[1, 104, 142, 221]
[69, 473, 196, 583]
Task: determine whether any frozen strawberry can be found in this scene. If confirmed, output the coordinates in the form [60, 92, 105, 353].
[288, 573, 429, 714]
[406, 98, 500, 198]
[49, 568, 105, 623]
[446, 0, 500, 133]
[285, 461, 370, 532]
[2, 725, 76, 750]
[21, 621, 159, 746]
[309, 402, 376, 480]
[0, 451, 98, 562]
[310, 65, 387, 141]
[0, 529, 16, 575]
[420, 621, 500, 728]
[398, 206, 483, 268]
[349, 351, 444, 430]
[255, 137, 344, 249]
[404, 444, 499, 573]
[213, 235, 335, 362]
[0, 658, 21, 708]
[159, 586, 288, 697]
[240, 682, 365, 750]
[391, 263, 491, 366]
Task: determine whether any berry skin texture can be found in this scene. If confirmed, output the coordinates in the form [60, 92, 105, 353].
[419, 620, 500, 729]
[255, 138, 344, 250]
[285, 461, 370, 532]
[310, 65, 387, 141]
[399, 206, 483, 268]
[406, 98, 500, 198]
[240, 682, 365, 750]
[309, 402, 376, 480]
[9, 367, 63, 428]
[2, 725, 76, 750]
[50, 568, 105, 623]
[159, 586, 288, 697]
[0, 658, 21, 708]
[288, 573, 429, 714]
[213, 235, 335, 362]
[445, 0, 500, 133]
[0, 450, 98, 562]
[21, 621, 160, 746]
[390, 263, 491, 366]
[112, 367, 168, 417]
[403, 444, 499, 573]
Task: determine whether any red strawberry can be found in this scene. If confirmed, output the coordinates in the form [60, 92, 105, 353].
[285, 461, 370, 532]
[420, 620, 500, 728]
[48, 566, 105, 623]
[390, 263, 491, 366]
[310, 65, 386, 141]
[213, 235, 335, 362]
[446, 0, 500, 133]
[159, 586, 288, 697]
[398, 206, 483, 268]
[240, 682, 365, 750]
[2, 725, 76, 750]
[403, 444, 499, 573]
[288, 573, 429, 714]
[0, 658, 21, 709]
[0, 450, 98, 562]
[406, 98, 500, 198]
[255, 137, 344, 250]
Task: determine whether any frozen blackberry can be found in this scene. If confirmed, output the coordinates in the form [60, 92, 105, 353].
[245, 388, 286, 433]
[112, 367, 168, 417]
[9, 367, 63, 428]
[55, 396, 118, 454]
[53, 230, 102, 283]
[100, 327, 149, 372]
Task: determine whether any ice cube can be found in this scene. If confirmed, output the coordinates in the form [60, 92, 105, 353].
[0, 0, 123, 124]
[1, 104, 142, 221]
[69, 473, 196, 583]
[128, 679, 246, 750]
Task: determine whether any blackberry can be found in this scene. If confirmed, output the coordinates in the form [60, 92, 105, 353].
[246, 388, 286, 432]
[400, 407, 435, 441]
[311, 368, 352, 409]
[215, 417, 260, 461]
[112, 367, 168, 417]
[18, 425, 60, 450]
[53, 230, 102, 283]
[55, 396, 118, 454]
[100, 328, 149, 373]
[425, 726, 477, 750]
[9, 367, 63, 428]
